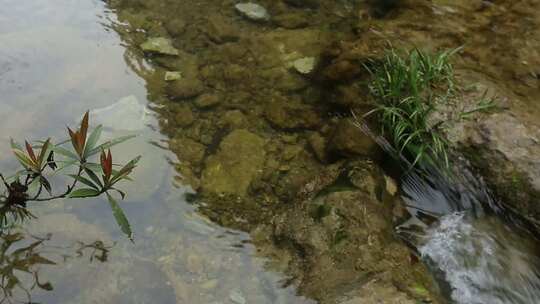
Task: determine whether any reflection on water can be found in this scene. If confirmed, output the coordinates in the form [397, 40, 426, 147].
[0, 0, 315, 303]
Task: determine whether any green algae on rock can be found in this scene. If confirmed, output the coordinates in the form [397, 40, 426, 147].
[201, 129, 266, 196]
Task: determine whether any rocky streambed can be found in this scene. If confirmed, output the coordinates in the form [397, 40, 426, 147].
[104, 0, 540, 302]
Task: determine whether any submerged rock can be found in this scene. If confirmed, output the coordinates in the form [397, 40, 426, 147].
[166, 78, 205, 99]
[194, 93, 220, 109]
[140, 37, 180, 56]
[264, 95, 321, 129]
[234, 3, 270, 22]
[201, 129, 266, 196]
[274, 13, 309, 29]
[328, 119, 378, 158]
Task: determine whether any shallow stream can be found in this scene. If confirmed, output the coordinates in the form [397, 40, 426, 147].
[1, 0, 540, 303]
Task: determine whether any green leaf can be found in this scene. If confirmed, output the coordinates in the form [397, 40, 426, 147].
[83, 167, 103, 188]
[84, 125, 103, 158]
[69, 188, 101, 198]
[39, 176, 52, 195]
[52, 145, 79, 160]
[88, 135, 136, 157]
[111, 156, 141, 184]
[106, 192, 133, 241]
[68, 174, 99, 190]
[52, 160, 78, 174]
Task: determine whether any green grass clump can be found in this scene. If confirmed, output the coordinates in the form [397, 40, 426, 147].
[364, 47, 461, 169]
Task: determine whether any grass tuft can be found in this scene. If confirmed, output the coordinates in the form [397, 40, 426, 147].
[363, 47, 461, 170]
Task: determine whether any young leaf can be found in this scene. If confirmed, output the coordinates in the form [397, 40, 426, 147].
[69, 188, 101, 198]
[67, 127, 82, 156]
[100, 149, 113, 184]
[38, 138, 51, 169]
[80, 111, 89, 149]
[25, 141, 37, 163]
[106, 192, 133, 241]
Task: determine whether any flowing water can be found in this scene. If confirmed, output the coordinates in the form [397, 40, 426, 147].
[1, 0, 540, 303]
[398, 165, 540, 304]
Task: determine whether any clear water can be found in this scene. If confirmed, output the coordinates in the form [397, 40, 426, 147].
[0, 1, 315, 303]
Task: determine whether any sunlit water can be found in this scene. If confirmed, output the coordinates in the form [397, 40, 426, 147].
[0, 1, 315, 303]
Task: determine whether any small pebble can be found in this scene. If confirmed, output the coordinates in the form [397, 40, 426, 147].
[235, 3, 270, 22]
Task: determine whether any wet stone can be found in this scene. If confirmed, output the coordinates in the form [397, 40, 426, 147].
[140, 37, 180, 55]
[174, 104, 195, 127]
[164, 18, 187, 37]
[201, 129, 266, 196]
[234, 3, 270, 22]
[264, 96, 321, 130]
[170, 136, 206, 164]
[195, 93, 221, 109]
[223, 110, 248, 128]
[328, 119, 377, 157]
[206, 14, 240, 44]
[166, 78, 205, 99]
[308, 131, 327, 162]
[274, 13, 309, 29]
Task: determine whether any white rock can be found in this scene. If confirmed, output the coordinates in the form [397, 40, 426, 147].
[164, 71, 183, 81]
[292, 57, 316, 74]
[235, 3, 270, 21]
[140, 37, 179, 55]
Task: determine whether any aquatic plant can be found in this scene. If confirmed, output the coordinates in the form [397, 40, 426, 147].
[362, 47, 460, 169]
[0, 112, 139, 240]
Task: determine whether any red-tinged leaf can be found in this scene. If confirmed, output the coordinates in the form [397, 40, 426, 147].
[67, 127, 81, 156]
[25, 141, 37, 163]
[100, 150, 112, 183]
[38, 138, 51, 168]
[80, 111, 89, 148]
